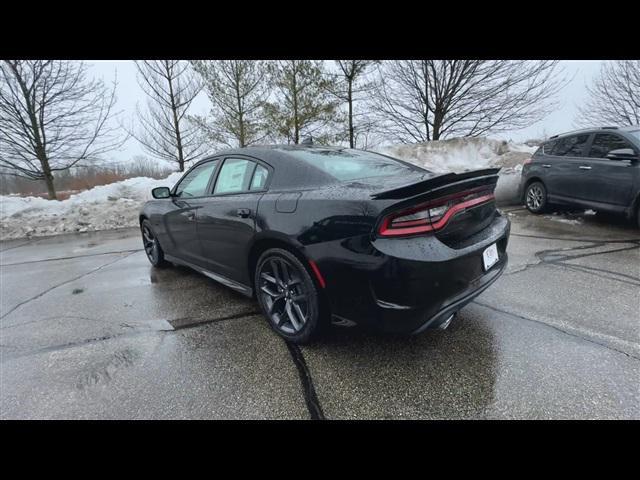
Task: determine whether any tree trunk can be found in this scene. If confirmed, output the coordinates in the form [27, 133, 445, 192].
[44, 173, 56, 200]
[432, 107, 444, 141]
[292, 67, 299, 144]
[37, 149, 57, 200]
[348, 78, 354, 148]
[166, 63, 185, 172]
[234, 72, 245, 148]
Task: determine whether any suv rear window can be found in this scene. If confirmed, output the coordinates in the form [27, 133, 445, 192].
[282, 148, 420, 182]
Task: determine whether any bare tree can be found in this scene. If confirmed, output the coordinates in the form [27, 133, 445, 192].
[133, 60, 205, 172]
[576, 61, 640, 127]
[328, 60, 378, 148]
[264, 60, 341, 144]
[190, 60, 270, 148]
[0, 60, 125, 199]
[372, 60, 565, 143]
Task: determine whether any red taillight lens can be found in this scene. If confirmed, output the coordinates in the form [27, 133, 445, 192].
[378, 189, 495, 237]
[523, 158, 533, 165]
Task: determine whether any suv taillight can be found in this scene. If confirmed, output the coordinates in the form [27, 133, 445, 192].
[378, 188, 495, 237]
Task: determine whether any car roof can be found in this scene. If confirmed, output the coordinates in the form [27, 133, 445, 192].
[548, 125, 640, 140]
[192, 144, 359, 190]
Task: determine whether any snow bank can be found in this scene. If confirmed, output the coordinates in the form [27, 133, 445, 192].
[378, 137, 536, 174]
[0, 173, 182, 240]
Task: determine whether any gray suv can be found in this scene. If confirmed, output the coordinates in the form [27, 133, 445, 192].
[518, 126, 640, 227]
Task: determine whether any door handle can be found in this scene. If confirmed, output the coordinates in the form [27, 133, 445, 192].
[542, 164, 551, 168]
[236, 208, 251, 218]
[186, 212, 196, 221]
[578, 165, 592, 170]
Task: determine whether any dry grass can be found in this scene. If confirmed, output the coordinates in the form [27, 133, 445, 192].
[0, 156, 174, 198]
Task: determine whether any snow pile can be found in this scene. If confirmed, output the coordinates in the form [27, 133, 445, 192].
[378, 137, 537, 174]
[0, 172, 182, 240]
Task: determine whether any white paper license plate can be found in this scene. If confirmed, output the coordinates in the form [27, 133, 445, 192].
[482, 243, 499, 271]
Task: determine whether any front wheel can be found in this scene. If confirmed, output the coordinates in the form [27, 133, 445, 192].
[525, 181, 548, 214]
[254, 248, 323, 344]
[141, 220, 169, 268]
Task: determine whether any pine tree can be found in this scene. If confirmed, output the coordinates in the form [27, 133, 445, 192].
[264, 60, 341, 144]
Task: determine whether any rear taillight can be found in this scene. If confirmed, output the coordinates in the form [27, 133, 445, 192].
[523, 158, 532, 165]
[378, 188, 495, 237]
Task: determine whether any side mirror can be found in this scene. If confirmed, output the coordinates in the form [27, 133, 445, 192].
[152, 186, 172, 199]
[606, 148, 638, 161]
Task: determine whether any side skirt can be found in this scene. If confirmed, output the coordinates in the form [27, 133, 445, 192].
[547, 194, 629, 214]
[165, 254, 254, 297]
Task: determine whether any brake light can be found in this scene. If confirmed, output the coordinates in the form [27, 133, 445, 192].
[378, 188, 495, 237]
[523, 158, 533, 165]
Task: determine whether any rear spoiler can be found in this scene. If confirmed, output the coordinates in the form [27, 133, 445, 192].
[370, 168, 501, 200]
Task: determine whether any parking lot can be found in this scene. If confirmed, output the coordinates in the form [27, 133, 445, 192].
[1, 208, 638, 419]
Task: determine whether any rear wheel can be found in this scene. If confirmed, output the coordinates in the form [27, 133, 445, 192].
[525, 181, 548, 214]
[255, 248, 322, 344]
[141, 220, 169, 268]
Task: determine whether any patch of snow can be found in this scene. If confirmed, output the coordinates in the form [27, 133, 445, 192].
[544, 214, 583, 225]
[377, 137, 534, 174]
[0, 172, 182, 240]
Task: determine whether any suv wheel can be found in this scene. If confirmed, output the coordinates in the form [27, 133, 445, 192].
[525, 181, 548, 214]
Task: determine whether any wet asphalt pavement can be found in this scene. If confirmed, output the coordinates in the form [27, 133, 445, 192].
[1, 209, 639, 419]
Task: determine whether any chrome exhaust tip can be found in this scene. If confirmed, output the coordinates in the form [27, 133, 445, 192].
[437, 313, 455, 330]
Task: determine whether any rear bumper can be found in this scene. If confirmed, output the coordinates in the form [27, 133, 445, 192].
[309, 213, 510, 334]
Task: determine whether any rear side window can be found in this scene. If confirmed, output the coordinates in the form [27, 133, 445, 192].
[250, 164, 269, 191]
[551, 134, 589, 157]
[282, 148, 419, 182]
[588, 133, 635, 158]
[214, 158, 255, 194]
[174, 160, 218, 198]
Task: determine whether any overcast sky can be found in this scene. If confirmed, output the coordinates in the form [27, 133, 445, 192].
[87, 60, 604, 163]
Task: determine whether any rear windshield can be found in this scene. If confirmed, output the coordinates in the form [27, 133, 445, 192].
[281, 148, 421, 182]
[629, 130, 640, 141]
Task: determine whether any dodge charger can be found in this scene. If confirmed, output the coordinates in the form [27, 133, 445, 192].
[140, 144, 510, 343]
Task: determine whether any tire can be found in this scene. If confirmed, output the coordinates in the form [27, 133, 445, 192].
[524, 181, 548, 214]
[141, 219, 170, 268]
[254, 248, 323, 344]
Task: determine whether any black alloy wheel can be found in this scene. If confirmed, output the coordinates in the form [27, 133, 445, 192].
[141, 220, 169, 268]
[255, 248, 322, 343]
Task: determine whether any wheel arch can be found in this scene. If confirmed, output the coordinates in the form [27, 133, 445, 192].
[247, 232, 330, 299]
[247, 233, 308, 288]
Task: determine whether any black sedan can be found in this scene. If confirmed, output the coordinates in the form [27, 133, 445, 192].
[140, 144, 510, 343]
